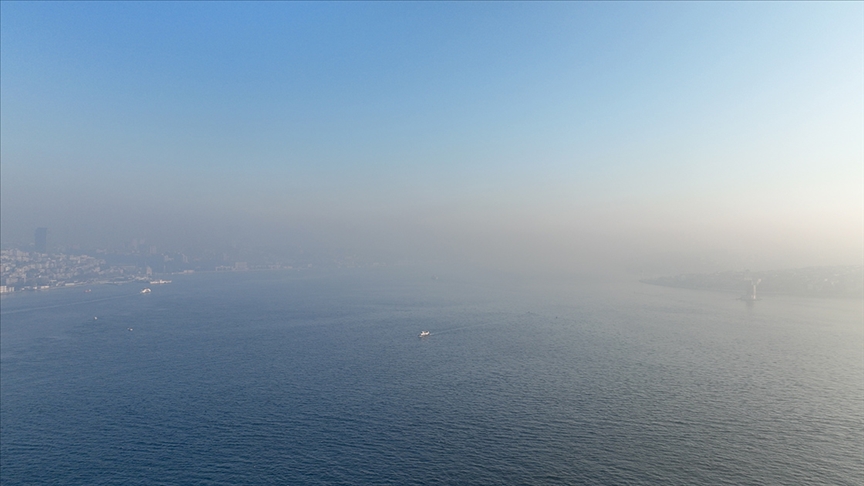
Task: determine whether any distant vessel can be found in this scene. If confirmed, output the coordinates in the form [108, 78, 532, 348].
[140, 288, 151, 294]
[150, 280, 171, 285]
[419, 331, 430, 337]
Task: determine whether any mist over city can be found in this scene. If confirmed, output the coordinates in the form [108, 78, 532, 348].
[2, 3, 862, 485]
[2, 2, 861, 277]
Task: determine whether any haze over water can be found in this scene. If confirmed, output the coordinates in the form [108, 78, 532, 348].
[1, 2, 862, 271]
[1, 2, 863, 485]
[2, 268, 863, 484]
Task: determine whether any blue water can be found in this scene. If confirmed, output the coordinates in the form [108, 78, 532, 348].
[2, 268, 862, 484]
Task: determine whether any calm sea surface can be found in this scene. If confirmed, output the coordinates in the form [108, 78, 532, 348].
[1, 267, 862, 485]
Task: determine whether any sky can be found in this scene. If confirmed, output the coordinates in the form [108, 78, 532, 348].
[1, 2, 862, 273]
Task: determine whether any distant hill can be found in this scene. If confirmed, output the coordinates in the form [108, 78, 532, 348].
[642, 266, 864, 299]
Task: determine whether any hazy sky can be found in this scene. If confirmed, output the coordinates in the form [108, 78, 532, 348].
[1, 2, 862, 272]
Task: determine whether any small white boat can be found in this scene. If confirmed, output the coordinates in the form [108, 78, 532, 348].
[140, 288, 151, 294]
[419, 330, 430, 337]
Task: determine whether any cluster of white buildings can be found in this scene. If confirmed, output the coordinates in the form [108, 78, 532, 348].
[0, 249, 134, 293]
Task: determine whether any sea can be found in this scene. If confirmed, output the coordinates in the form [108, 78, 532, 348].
[1, 267, 862, 485]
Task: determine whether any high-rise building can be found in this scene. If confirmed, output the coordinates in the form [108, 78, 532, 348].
[34, 227, 47, 253]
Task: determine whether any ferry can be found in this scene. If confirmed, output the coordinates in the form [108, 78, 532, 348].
[150, 279, 172, 285]
[419, 331, 430, 338]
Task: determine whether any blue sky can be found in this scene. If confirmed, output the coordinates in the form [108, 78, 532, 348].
[1, 2, 861, 269]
